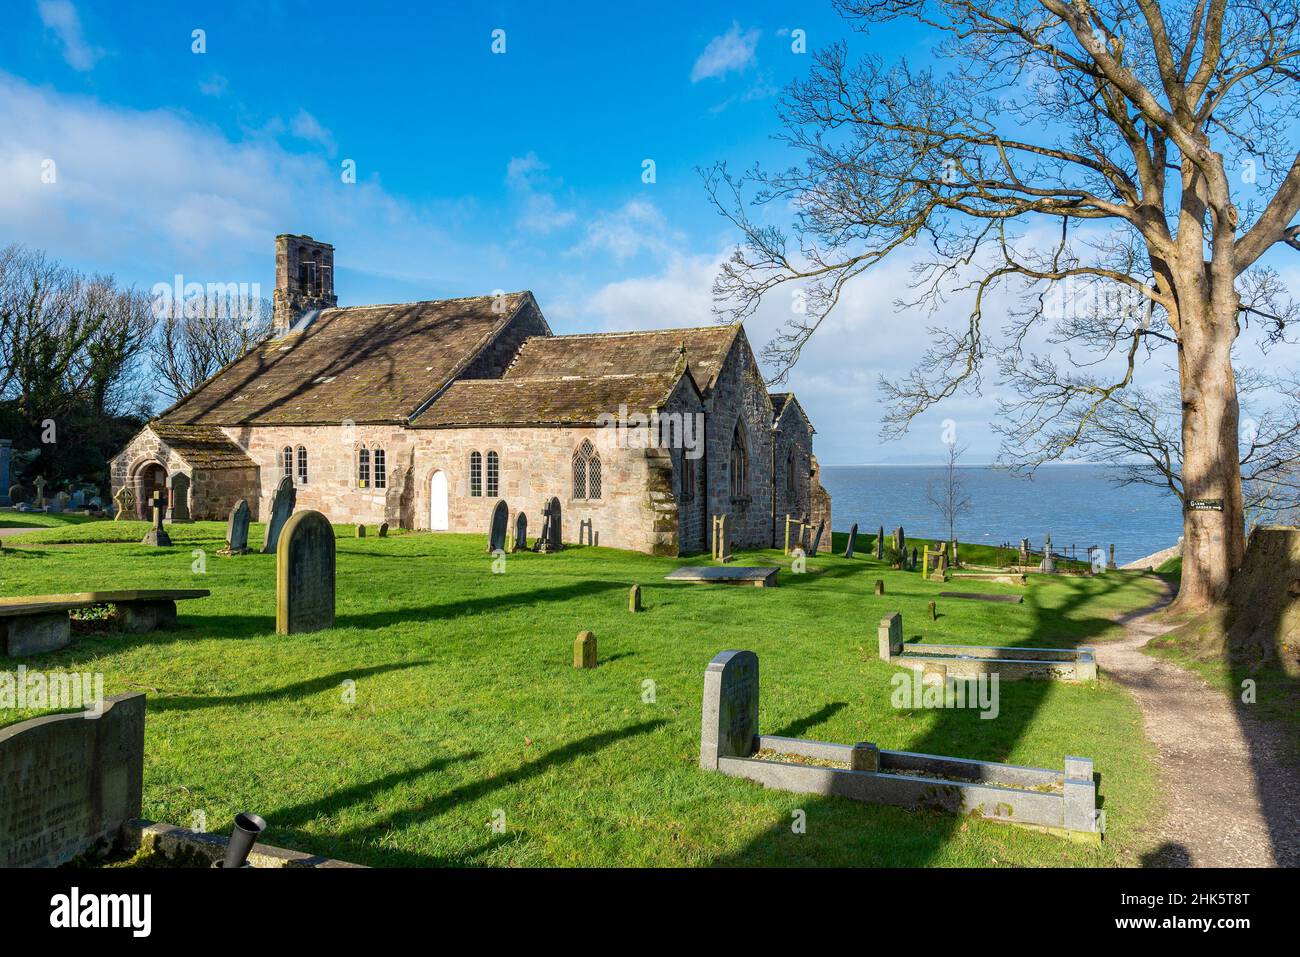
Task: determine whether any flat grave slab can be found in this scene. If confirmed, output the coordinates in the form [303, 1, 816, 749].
[938, 591, 1025, 603]
[665, 566, 779, 588]
[877, 612, 1096, 681]
[699, 650, 1102, 840]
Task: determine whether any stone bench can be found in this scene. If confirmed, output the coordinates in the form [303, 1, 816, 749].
[664, 566, 780, 587]
[0, 589, 211, 656]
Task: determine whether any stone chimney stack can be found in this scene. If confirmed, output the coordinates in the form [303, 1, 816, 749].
[273, 234, 337, 333]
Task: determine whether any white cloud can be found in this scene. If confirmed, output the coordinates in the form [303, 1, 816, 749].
[37, 0, 103, 71]
[198, 74, 228, 97]
[691, 23, 760, 83]
[505, 152, 576, 234]
[290, 109, 336, 153]
[568, 199, 685, 263]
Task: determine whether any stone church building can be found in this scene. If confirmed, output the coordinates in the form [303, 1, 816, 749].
[112, 234, 831, 555]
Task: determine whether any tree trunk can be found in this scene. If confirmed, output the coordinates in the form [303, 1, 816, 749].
[1171, 297, 1247, 612]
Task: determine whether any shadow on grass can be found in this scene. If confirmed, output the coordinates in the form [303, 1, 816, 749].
[710, 558, 1139, 867]
[149, 660, 433, 712]
[272, 719, 667, 866]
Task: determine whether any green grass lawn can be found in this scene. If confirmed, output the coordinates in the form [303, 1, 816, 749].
[1, 525, 1167, 867]
[0, 511, 101, 530]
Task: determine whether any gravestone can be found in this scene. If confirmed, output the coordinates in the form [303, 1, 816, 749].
[844, 523, 858, 559]
[579, 517, 594, 546]
[875, 579, 885, 596]
[261, 475, 297, 554]
[1019, 538, 1031, 566]
[355, 524, 366, 538]
[378, 522, 389, 538]
[166, 473, 192, 523]
[928, 600, 937, 620]
[0, 438, 9, 506]
[629, 584, 642, 613]
[1040, 531, 1056, 574]
[276, 510, 335, 635]
[0, 692, 145, 867]
[536, 497, 562, 552]
[140, 491, 172, 546]
[877, 613, 903, 659]
[573, 630, 597, 669]
[33, 476, 47, 509]
[1107, 543, 1117, 570]
[488, 500, 509, 552]
[221, 499, 251, 555]
[810, 521, 825, 557]
[910, 546, 918, 571]
[877, 525, 885, 560]
[699, 650, 759, 769]
[512, 512, 528, 552]
[896, 527, 906, 557]
[113, 485, 134, 521]
[49, 492, 66, 514]
[8, 484, 25, 506]
[712, 514, 732, 563]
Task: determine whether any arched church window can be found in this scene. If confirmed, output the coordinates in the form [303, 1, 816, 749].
[282, 446, 293, 480]
[357, 445, 370, 488]
[572, 439, 601, 501]
[730, 424, 748, 500]
[296, 446, 308, 484]
[374, 448, 386, 489]
[469, 451, 482, 497]
[486, 451, 499, 497]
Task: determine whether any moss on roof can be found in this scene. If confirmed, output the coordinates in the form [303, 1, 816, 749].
[160, 293, 530, 425]
[147, 423, 255, 469]
[416, 374, 688, 427]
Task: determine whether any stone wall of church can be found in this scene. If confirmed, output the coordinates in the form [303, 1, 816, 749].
[773, 410, 815, 544]
[703, 335, 776, 549]
[109, 429, 257, 521]
[458, 299, 550, 381]
[221, 420, 687, 554]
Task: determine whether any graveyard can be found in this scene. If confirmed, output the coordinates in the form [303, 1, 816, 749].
[0, 516, 1173, 867]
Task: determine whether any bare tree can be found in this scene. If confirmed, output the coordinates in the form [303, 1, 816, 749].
[927, 441, 974, 545]
[706, 0, 1300, 611]
[150, 291, 272, 403]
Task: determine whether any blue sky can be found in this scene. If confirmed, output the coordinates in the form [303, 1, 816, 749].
[1, 2, 1294, 465]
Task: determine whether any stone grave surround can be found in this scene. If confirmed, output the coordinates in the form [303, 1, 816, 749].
[699, 650, 1102, 838]
[877, 612, 1097, 681]
[0, 693, 145, 867]
[276, 510, 336, 635]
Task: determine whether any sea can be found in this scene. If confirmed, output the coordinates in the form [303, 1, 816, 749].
[820, 463, 1183, 566]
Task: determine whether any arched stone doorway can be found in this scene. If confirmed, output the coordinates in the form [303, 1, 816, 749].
[429, 470, 448, 530]
[133, 462, 167, 519]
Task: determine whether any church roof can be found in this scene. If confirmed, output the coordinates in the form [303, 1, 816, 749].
[417, 373, 694, 428]
[147, 423, 255, 469]
[158, 293, 533, 426]
[503, 326, 740, 394]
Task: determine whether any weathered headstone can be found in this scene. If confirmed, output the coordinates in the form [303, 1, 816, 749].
[512, 512, 527, 552]
[0, 439, 10, 506]
[276, 510, 335, 635]
[113, 484, 134, 521]
[1040, 531, 1056, 574]
[629, 584, 642, 613]
[810, 521, 824, 557]
[573, 630, 597, 669]
[49, 491, 67, 514]
[578, 517, 594, 546]
[910, 546, 918, 571]
[378, 522, 389, 538]
[1107, 543, 1117, 570]
[875, 579, 885, 596]
[261, 475, 297, 554]
[33, 476, 47, 509]
[140, 491, 172, 546]
[928, 600, 937, 621]
[922, 544, 931, 580]
[488, 500, 508, 552]
[712, 514, 732, 563]
[221, 499, 251, 555]
[1019, 538, 1031, 566]
[8, 484, 25, 506]
[536, 497, 562, 552]
[699, 650, 759, 769]
[0, 692, 145, 867]
[877, 613, 903, 660]
[844, 523, 858, 559]
[896, 526, 906, 556]
[876, 525, 885, 560]
[355, 524, 366, 538]
[166, 472, 192, 523]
